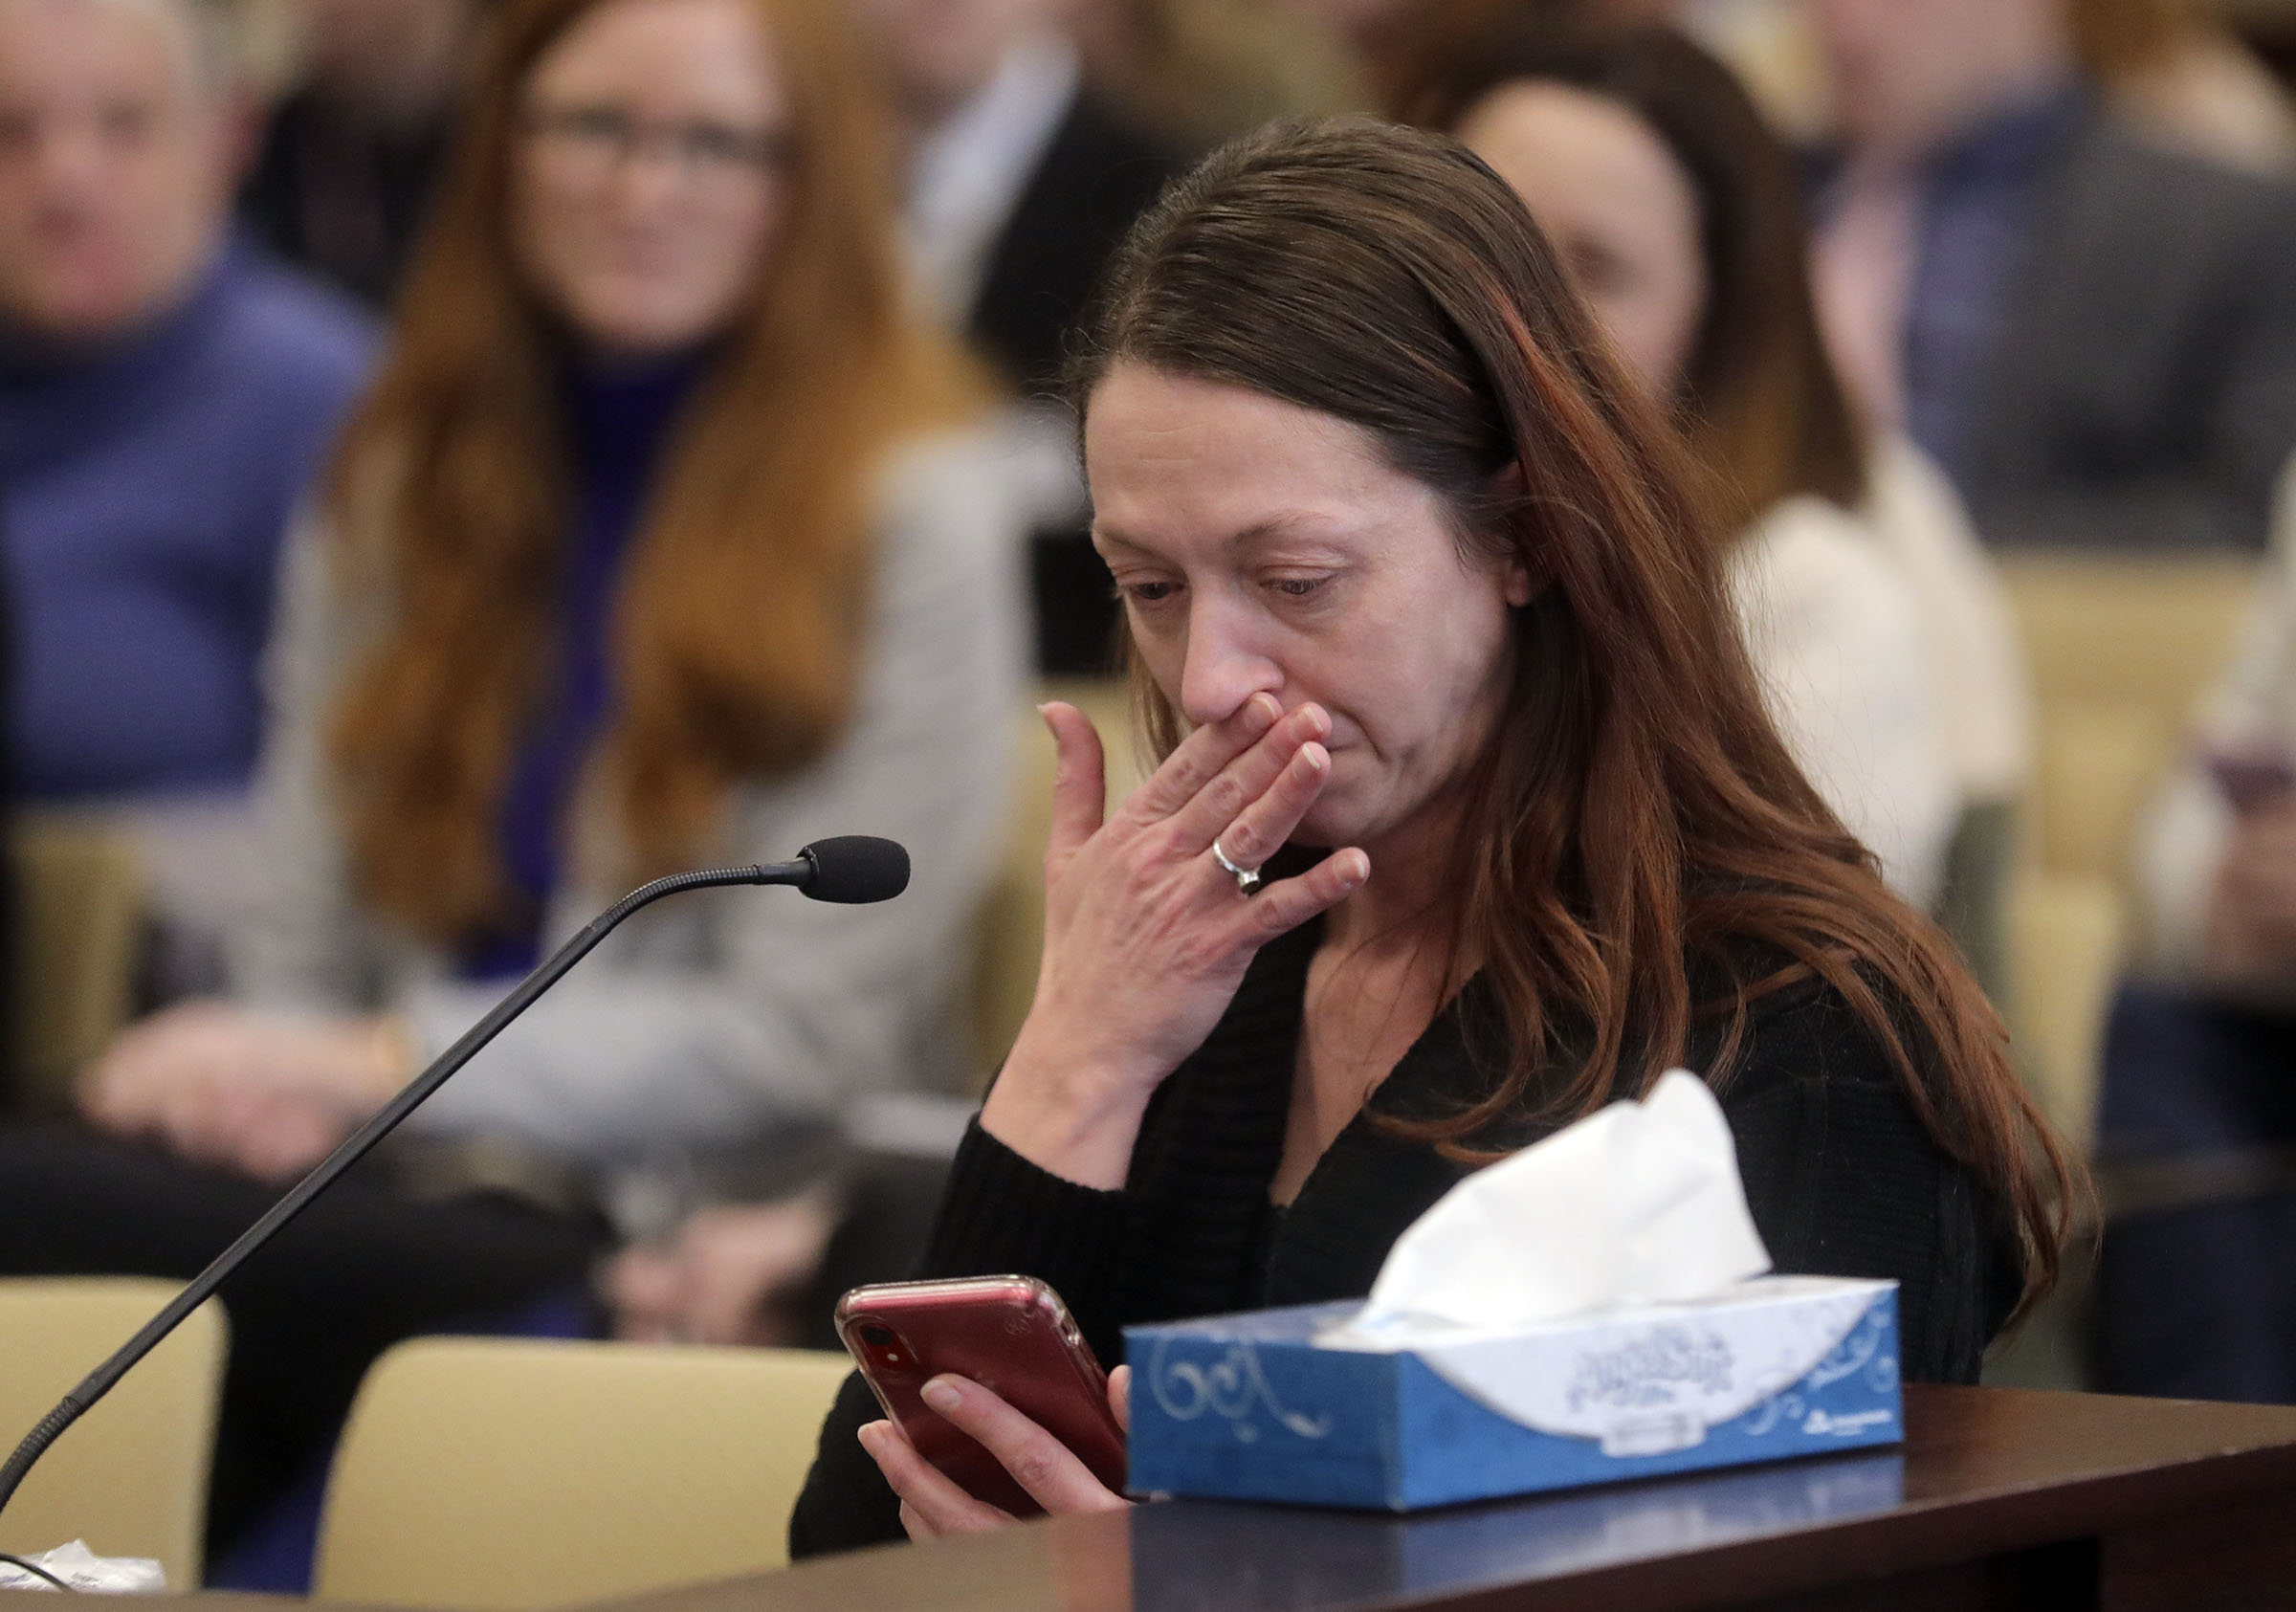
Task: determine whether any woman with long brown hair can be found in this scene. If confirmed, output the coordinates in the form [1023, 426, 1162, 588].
[1399, 17, 2032, 1004]
[3, 0, 1020, 1562]
[789, 117, 2072, 1552]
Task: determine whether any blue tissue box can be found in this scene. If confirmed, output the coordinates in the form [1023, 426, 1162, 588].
[1124, 1275, 1901, 1511]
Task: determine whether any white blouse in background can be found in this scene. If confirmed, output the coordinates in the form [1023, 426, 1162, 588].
[1730, 485, 1956, 910]
[1860, 436, 2032, 806]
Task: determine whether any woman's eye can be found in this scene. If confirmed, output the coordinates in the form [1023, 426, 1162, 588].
[1269, 576, 1325, 600]
[1123, 580, 1180, 606]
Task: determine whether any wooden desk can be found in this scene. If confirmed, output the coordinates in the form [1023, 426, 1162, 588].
[611, 1386, 2296, 1612]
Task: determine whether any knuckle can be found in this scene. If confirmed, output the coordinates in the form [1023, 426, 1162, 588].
[1154, 817, 1206, 865]
[1257, 892, 1306, 936]
[1122, 851, 1165, 901]
[1202, 773, 1247, 820]
[1178, 930, 1238, 976]
[1003, 1444, 1063, 1494]
[1152, 748, 1203, 794]
[1112, 794, 1160, 834]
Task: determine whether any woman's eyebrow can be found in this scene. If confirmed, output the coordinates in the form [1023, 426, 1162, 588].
[1090, 524, 1157, 555]
[1092, 512, 1358, 556]
[1232, 513, 1358, 550]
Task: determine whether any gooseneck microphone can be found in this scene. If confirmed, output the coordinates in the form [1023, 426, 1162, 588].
[0, 835, 909, 1524]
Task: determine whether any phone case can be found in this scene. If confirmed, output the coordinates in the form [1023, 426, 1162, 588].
[835, 1275, 1128, 1515]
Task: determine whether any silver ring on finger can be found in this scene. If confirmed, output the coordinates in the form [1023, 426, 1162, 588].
[1210, 837, 1263, 895]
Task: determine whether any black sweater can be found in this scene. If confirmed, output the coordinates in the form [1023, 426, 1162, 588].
[789, 921, 2018, 1557]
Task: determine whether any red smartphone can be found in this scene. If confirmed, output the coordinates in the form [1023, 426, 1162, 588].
[835, 1274, 1128, 1515]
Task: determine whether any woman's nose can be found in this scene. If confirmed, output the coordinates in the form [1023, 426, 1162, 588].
[1178, 603, 1283, 729]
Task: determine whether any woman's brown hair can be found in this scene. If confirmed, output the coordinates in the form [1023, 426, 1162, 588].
[1074, 119, 2072, 1317]
[1396, 20, 1868, 529]
[2069, 0, 2206, 84]
[325, 0, 976, 944]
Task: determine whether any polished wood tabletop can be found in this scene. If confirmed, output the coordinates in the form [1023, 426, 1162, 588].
[606, 1385, 2296, 1612]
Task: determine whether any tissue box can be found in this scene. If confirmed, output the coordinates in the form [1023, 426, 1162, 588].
[1125, 1275, 1900, 1511]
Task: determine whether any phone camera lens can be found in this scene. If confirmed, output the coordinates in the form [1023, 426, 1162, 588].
[858, 1323, 895, 1349]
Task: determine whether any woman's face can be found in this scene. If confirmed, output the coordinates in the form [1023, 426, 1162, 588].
[1456, 79, 1706, 399]
[1086, 362, 1533, 855]
[512, 0, 788, 359]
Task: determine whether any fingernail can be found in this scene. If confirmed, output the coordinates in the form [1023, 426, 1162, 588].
[1247, 693, 1281, 725]
[921, 1378, 960, 1413]
[858, 1421, 886, 1454]
[1298, 742, 1329, 773]
[1340, 850, 1370, 882]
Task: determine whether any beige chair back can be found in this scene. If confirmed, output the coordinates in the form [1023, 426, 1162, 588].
[315, 1337, 854, 1610]
[1998, 555, 2259, 878]
[969, 677, 1141, 1082]
[0, 1278, 225, 1589]
[1993, 556, 2260, 1150]
[2003, 872, 2126, 1155]
[9, 814, 144, 1106]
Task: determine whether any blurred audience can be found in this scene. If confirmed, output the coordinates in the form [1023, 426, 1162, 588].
[1561, 0, 2296, 161]
[1807, 0, 2296, 554]
[237, 0, 474, 305]
[1405, 20, 2001, 929]
[2106, 458, 2296, 1402]
[1287, 0, 1468, 106]
[1348, 0, 1715, 114]
[2072, 0, 2296, 176]
[602, 1136, 958, 1347]
[859, 0, 1177, 398]
[853, 0, 1181, 671]
[591, 0, 1200, 1346]
[0, 0, 1020, 1560]
[1281, 0, 1440, 60]
[1070, 0, 1360, 151]
[0, 0, 374, 994]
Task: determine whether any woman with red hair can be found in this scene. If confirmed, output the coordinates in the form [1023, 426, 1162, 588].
[792, 118, 2073, 1553]
[4, 0, 1020, 1557]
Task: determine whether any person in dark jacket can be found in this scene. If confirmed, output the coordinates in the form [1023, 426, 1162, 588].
[857, 0, 1183, 671]
[1807, 0, 2296, 554]
[788, 118, 2078, 1555]
[236, 0, 473, 307]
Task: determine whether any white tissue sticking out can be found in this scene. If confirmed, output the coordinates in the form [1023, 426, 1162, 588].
[0, 1541, 166, 1593]
[1330, 1070, 1771, 1348]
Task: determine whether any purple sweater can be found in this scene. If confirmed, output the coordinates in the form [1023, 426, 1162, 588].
[0, 240, 374, 799]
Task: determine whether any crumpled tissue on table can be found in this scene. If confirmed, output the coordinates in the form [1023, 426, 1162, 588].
[0, 1541, 166, 1593]
[1321, 1068, 1773, 1350]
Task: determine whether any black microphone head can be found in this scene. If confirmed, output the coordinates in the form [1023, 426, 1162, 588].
[798, 836, 910, 903]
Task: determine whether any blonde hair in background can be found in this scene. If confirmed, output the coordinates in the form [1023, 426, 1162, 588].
[1077, 0, 1364, 148]
[2068, 0, 2204, 81]
[2069, 0, 2296, 170]
[324, 0, 980, 947]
